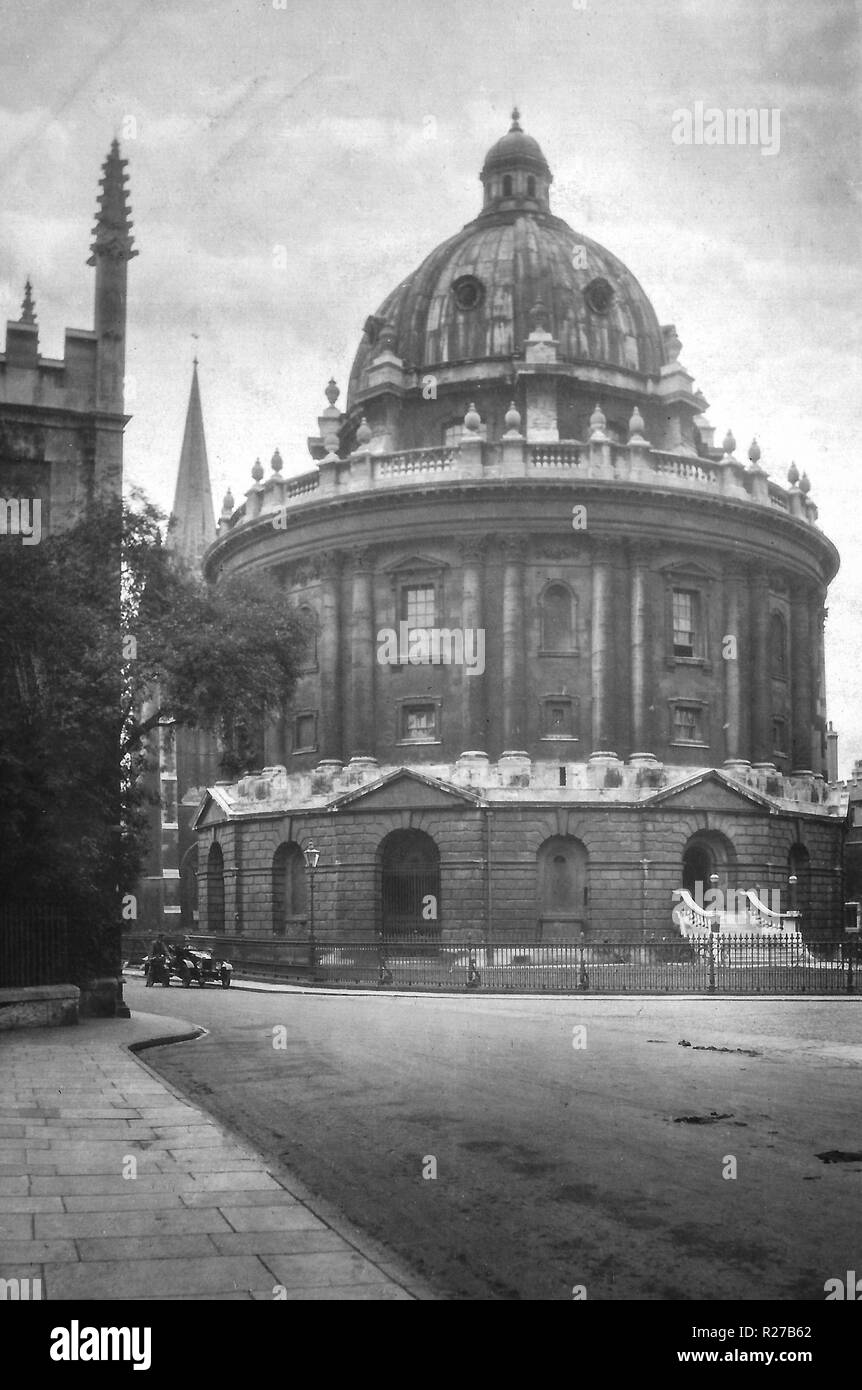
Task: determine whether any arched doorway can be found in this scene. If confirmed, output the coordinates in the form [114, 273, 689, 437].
[788, 843, 811, 928]
[680, 831, 736, 904]
[379, 830, 440, 942]
[272, 842, 307, 936]
[207, 842, 224, 934]
[537, 835, 589, 940]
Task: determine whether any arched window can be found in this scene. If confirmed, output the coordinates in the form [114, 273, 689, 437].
[526, 175, 536, 197]
[502, 174, 513, 197]
[272, 842, 307, 935]
[770, 613, 787, 677]
[207, 842, 224, 934]
[540, 582, 576, 652]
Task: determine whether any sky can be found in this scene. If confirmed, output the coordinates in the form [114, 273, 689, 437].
[1, 0, 860, 769]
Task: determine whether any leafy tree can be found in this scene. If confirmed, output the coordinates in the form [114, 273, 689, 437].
[0, 492, 308, 971]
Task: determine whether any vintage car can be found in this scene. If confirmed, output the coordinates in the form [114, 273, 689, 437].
[143, 941, 233, 989]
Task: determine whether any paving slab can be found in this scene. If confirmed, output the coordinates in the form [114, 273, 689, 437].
[0, 1009, 434, 1301]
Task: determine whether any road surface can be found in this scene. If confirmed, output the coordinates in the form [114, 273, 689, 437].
[125, 979, 862, 1300]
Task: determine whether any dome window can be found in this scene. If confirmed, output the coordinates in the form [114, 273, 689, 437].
[502, 174, 513, 197]
[452, 275, 485, 312]
[526, 175, 536, 197]
[584, 277, 615, 315]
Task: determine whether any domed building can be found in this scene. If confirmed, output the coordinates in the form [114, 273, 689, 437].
[195, 112, 845, 966]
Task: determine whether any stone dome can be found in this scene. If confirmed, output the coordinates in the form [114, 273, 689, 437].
[348, 113, 666, 405]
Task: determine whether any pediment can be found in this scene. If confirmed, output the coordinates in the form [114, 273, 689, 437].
[644, 769, 774, 812]
[658, 559, 719, 581]
[381, 553, 449, 576]
[328, 768, 482, 811]
[192, 788, 231, 830]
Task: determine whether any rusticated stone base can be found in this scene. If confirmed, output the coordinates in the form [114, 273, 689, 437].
[0, 985, 79, 1031]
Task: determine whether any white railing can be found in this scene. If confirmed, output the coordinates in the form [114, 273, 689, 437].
[376, 447, 456, 479]
[530, 444, 582, 469]
[650, 456, 719, 486]
[673, 887, 802, 936]
[284, 473, 319, 499]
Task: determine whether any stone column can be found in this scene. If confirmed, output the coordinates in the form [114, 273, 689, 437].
[501, 536, 527, 749]
[591, 543, 615, 751]
[348, 547, 375, 757]
[790, 580, 814, 771]
[460, 536, 487, 751]
[318, 550, 343, 760]
[723, 571, 742, 762]
[749, 566, 771, 763]
[810, 587, 827, 774]
[629, 546, 649, 751]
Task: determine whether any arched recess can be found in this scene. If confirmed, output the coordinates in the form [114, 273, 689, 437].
[378, 829, 440, 941]
[539, 581, 577, 653]
[788, 842, 811, 926]
[272, 842, 308, 936]
[179, 844, 199, 934]
[537, 835, 589, 940]
[207, 842, 225, 934]
[680, 829, 737, 901]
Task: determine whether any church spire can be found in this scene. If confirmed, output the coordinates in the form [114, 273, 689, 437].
[167, 360, 217, 570]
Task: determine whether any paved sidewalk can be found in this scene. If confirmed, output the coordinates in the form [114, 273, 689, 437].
[0, 1012, 432, 1300]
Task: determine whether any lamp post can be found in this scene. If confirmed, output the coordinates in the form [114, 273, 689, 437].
[303, 840, 321, 980]
[707, 872, 720, 993]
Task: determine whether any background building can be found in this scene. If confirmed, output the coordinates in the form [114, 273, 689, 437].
[193, 114, 845, 956]
[0, 141, 135, 1015]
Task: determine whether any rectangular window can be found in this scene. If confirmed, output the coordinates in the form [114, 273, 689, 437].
[772, 717, 787, 754]
[401, 704, 438, 741]
[294, 713, 317, 752]
[673, 704, 703, 743]
[672, 589, 698, 657]
[542, 698, 576, 739]
[161, 778, 178, 826]
[403, 585, 435, 634]
[159, 723, 176, 775]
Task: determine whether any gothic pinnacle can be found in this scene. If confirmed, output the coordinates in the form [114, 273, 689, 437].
[19, 278, 37, 325]
[87, 139, 138, 265]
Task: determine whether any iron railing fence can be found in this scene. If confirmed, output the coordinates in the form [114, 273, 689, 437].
[315, 936, 861, 994]
[0, 902, 70, 988]
[120, 932, 862, 994]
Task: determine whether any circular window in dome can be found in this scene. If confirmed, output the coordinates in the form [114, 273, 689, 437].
[452, 275, 485, 312]
[584, 277, 614, 315]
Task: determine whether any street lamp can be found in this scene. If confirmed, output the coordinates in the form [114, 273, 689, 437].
[707, 873, 720, 993]
[303, 840, 321, 980]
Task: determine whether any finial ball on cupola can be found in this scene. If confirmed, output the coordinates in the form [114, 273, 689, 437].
[325, 378, 340, 407]
[628, 406, 646, 439]
[590, 403, 607, 434]
[748, 438, 761, 464]
[464, 402, 481, 432]
[251, 457, 264, 482]
[799, 471, 811, 495]
[723, 429, 736, 456]
[270, 448, 283, 473]
[221, 488, 234, 514]
[504, 400, 521, 433]
[787, 461, 800, 486]
[356, 416, 372, 446]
